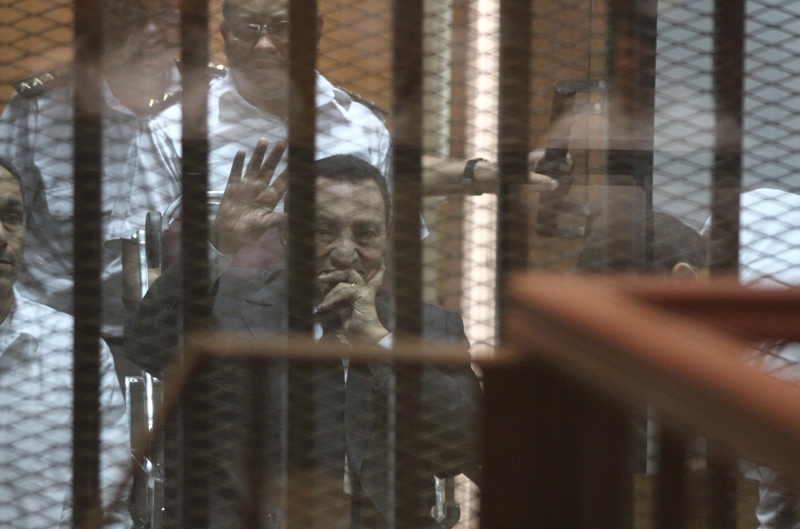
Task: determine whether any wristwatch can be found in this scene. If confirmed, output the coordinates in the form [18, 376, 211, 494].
[462, 157, 488, 195]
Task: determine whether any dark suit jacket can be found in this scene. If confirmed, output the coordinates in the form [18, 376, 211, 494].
[126, 264, 481, 528]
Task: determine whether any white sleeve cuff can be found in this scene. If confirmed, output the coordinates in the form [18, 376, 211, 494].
[376, 332, 394, 350]
[208, 241, 236, 282]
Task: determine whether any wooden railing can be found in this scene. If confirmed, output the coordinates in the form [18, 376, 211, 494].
[480, 274, 800, 529]
[110, 274, 800, 529]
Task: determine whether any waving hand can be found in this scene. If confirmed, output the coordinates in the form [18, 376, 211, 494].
[210, 138, 288, 255]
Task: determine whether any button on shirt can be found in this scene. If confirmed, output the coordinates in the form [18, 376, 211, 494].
[0, 289, 130, 529]
[0, 65, 183, 337]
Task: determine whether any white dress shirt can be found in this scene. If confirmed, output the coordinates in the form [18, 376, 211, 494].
[0, 65, 183, 337]
[734, 189, 800, 395]
[714, 189, 800, 529]
[152, 71, 393, 208]
[0, 289, 131, 528]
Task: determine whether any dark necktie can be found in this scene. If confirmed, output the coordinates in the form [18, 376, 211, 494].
[311, 319, 349, 526]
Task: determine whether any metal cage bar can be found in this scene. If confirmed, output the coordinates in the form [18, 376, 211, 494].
[286, 0, 318, 334]
[496, 0, 532, 335]
[72, 0, 104, 525]
[284, 1, 319, 527]
[655, 430, 688, 529]
[606, 0, 658, 271]
[709, 0, 745, 275]
[707, 1, 747, 526]
[392, 0, 423, 336]
[179, 0, 212, 526]
[392, 0, 425, 526]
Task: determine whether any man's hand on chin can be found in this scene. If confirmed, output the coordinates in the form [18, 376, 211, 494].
[316, 263, 389, 347]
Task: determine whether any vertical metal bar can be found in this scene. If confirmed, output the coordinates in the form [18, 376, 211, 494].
[707, 3, 745, 527]
[285, 0, 318, 528]
[481, 363, 581, 528]
[440, 0, 470, 314]
[285, 0, 317, 333]
[578, 397, 632, 529]
[709, 0, 744, 274]
[496, 0, 531, 337]
[180, 0, 211, 526]
[245, 360, 266, 529]
[392, 0, 423, 335]
[606, 0, 657, 271]
[72, 0, 103, 526]
[392, 0, 425, 526]
[394, 362, 427, 529]
[708, 448, 738, 529]
[635, 1, 657, 270]
[655, 430, 687, 529]
[287, 360, 315, 529]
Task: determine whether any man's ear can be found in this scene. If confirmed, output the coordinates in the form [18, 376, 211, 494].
[672, 261, 699, 283]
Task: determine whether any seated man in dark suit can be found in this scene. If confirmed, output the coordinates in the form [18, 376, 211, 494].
[125, 140, 481, 528]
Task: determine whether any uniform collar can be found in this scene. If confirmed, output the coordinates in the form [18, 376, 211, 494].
[216, 71, 351, 122]
[101, 62, 182, 116]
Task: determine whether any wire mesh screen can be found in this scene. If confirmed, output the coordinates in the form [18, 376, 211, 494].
[2, 0, 800, 527]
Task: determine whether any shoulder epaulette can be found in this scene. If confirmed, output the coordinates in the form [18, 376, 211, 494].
[147, 89, 182, 113]
[12, 65, 73, 98]
[174, 59, 228, 78]
[338, 87, 389, 119]
[144, 62, 225, 113]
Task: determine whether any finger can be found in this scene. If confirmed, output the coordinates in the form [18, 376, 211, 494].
[318, 269, 353, 283]
[256, 169, 288, 207]
[257, 140, 287, 183]
[563, 152, 574, 175]
[366, 259, 385, 288]
[257, 210, 286, 231]
[348, 268, 367, 286]
[245, 138, 270, 180]
[317, 284, 357, 311]
[226, 150, 247, 188]
[528, 149, 546, 171]
[270, 169, 288, 200]
[528, 171, 559, 190]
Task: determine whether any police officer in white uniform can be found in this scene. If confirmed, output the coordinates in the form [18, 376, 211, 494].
[0, 0, 185, 380]
[151, 0, 559, 205]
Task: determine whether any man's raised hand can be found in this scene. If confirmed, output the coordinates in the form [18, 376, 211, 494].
[211, 138, 288, 255]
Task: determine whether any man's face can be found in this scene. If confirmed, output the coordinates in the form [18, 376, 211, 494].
[105, 0, 180, 76]
[0, 168, 25, 298]
[221, 0, 289, 94]
[314, 177, 388, 302]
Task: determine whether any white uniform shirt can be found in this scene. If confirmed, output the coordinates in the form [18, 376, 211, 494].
[0, 289, 130, 529]
[152, 71, 393, 207]
[737, 188, 800, 383]
[0, 66, 183, 337]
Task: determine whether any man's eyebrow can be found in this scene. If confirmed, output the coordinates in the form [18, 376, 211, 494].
[0, 197, 23, 208]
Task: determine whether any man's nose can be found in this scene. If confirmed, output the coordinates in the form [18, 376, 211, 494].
[0, 224, 7, 246]
[142, 18, 161, 34]
[254, 32, 279, 51]
[330, 236, 357, 268]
